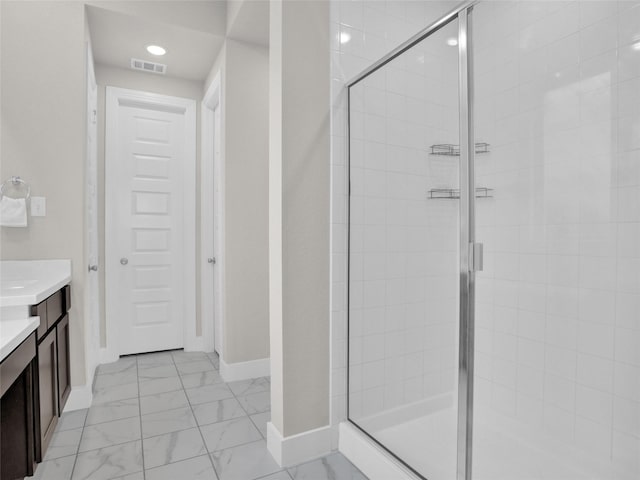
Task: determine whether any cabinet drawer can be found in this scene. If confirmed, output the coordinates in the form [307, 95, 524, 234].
[46, 290, 64, 330]
[30, 301, 48, 340]
[63, 285, 71, 312]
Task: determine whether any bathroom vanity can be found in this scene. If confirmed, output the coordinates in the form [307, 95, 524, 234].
[0, 260, 71, 479]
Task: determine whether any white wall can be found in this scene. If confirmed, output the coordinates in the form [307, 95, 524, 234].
[203, 39, 270, 366]
[223, 39, 270, 363]
[269, 0, 331, 442]
[94, 64, 203, 347]
[0, 0, 88, 387]
[471, 2, 640, 475]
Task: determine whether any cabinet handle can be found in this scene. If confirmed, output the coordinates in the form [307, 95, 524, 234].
[120, 258, 129, 265]
[88, 265, 98, 272]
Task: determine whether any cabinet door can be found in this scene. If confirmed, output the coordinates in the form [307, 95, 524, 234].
[57, 314, 71, 413]
[37, 330, 58, 460]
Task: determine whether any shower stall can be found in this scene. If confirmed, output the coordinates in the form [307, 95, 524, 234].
[346, 1, 640, 479]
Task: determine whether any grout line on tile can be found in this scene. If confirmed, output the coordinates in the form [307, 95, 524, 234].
[136, 355, 147, 480]
[172, 350, 219, 477]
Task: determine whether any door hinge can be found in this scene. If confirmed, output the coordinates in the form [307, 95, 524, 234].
[469, 242, 483, 272]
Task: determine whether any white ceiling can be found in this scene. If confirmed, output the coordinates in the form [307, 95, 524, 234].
[87, 1, 227, 82]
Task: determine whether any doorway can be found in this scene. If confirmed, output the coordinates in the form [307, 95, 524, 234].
[105, 87, 196, 357]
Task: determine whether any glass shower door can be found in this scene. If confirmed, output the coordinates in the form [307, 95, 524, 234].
[347, 16, 462, 480]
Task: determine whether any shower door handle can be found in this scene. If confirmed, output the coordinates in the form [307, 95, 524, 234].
[469, 243, 483, 272]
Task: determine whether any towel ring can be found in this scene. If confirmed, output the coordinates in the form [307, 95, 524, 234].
[0, 176, 31, 200]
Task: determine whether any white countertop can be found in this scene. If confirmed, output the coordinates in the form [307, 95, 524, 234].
[0, 259, 71, 362]
[0, 316, 39, 361]
[0, 259, 71, 307]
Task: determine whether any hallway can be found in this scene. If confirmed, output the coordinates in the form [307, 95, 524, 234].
[27, 350, 366, 480]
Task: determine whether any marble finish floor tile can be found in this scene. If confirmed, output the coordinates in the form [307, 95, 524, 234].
[72, 440, 143, 480]
[259, 472, 294, 480]
[37, 351, 368, 480]
[139, 375, 183, 396]
[92, 381, 138, 405]
[96, 357, 137, 376]
[185, 383, 234, 405]
[140, 389, 190, 415]
[137, 364, 178, 381]
[143, 427, 207, 469]
[228, 377, 270, 396]
[192, 397, 246, 426]
[287, 452, 367, 480]
[85, 397, 139, 426]
[176, 359, 216, 375]
[93, 369, 137, 389]
[180, 369, 223, 389]
[26, 455, 75, 480]
[171, 351, 210, 364]
[56, 409, 87, 432]
[137, 351, 175, 367]
[237, 391, 271, 414]
[141, 406, 197, 438]
[250, 411, 270, 438]
[210, 439, 283, 480]
[200, 417, 263, 452]
[112, 473, 144, 480]
[145, 454, 218, 480]
[44, 428, 83, 460]
[78, 417, 141, 452]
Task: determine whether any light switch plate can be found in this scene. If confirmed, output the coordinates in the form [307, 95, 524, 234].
[30, 196, 46, 216]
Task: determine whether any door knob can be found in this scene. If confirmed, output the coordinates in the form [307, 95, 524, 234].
[207, 257, 216, 264]
[88, 264, 98, 272]
[120, 258, 129, 265]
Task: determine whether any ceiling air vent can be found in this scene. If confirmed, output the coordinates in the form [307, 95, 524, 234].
[130, 58, 167, 75]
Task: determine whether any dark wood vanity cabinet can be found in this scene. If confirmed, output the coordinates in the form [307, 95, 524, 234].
[0, 333, 36, 480]
[36, 329, 58, 459]
[30, 284, 72, 462]
[57, 314, 71, 412]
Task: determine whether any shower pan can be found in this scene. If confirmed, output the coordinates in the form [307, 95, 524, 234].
[346, 1, 640, 480]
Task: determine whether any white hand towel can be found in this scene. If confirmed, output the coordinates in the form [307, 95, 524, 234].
[0, 196, 28, 227]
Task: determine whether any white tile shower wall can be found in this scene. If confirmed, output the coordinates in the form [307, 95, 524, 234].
[330, 0, 462, 431]
[471, 0, 640, 473]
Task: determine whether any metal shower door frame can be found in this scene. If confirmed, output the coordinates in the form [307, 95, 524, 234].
[345, 2, 479, 480]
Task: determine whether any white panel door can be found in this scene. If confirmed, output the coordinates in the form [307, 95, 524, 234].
[112, 103, 186, 355]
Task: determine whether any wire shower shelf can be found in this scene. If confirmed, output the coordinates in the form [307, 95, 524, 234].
[430, 142, 490, 156]
[428, 187, 494, 199]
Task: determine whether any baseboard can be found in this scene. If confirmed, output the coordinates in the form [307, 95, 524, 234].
[63, 384, 93, 412]
[267, 422, 333, 467]
[339, 422, 419, 480]
[183, 335, 204, 352]
[99, 347, 118, 365]
[219, 356, 270, 382]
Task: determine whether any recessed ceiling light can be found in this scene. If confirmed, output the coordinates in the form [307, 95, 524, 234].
[340, 32, 351, 44]
[446, 38, 458, 47]
[146, 45, 166, 56]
